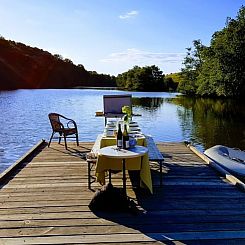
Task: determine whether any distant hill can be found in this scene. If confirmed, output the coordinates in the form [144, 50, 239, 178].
[0, 37, 116, 90]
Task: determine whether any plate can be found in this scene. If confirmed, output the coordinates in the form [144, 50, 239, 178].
[106, 124, 116, 129]
[104, 131, 115, 137]
[129, 126, 140, 131]
[129, 122, 138, 126]
[129, 130, 141, 134]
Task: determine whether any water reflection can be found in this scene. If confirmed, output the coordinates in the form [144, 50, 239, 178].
[170, 96, 245, 150]
[1, 89, 244, 173]
[132, 97, 164, 110]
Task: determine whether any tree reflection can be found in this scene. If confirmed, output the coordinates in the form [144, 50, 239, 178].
[170, 96, 245, 150]
[132, 97, 164, 111]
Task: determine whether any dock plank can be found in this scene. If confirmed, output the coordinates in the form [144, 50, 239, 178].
[0, 141, 245, 244]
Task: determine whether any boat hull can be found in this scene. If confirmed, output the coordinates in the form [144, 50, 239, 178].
[204, 145, 245, 178]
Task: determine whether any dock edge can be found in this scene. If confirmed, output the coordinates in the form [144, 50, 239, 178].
[0, 139, 46, 184]
[186, 143, 245, 192]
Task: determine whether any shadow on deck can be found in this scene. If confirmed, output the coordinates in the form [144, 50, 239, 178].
[0, 141, 245, 244]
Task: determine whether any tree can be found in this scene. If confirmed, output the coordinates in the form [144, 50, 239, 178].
[180, 6, 245, 98]
[116, 65, 165, 91]
[64, 58, 73, 64]
[78, 64, 85, 70]
[164, 77, 178, 91]
[178, 39, 204, 95]
[54, 54, 63, 60]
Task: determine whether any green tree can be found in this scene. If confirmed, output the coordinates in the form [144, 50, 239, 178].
[116, 65, 165, 91]
[178, 39, 204, 95]
[180, 6, 245, 98]
[164, 77, 178, 91]
[200, 6, 245, 97]
[64, 58, 73, 64]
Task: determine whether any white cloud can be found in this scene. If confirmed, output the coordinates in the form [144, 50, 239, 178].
[119, 10, 138, 19]
[100, 48, 185, 74]
[101, 48, 185, 64]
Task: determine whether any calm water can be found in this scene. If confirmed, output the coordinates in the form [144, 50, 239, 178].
[0, 89, 244, 173]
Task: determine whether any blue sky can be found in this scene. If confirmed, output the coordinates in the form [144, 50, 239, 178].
[0, 0, 244, 75]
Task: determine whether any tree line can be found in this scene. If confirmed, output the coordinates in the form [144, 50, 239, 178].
[0, 36, 116, 90]
[116, 65, 178, 92]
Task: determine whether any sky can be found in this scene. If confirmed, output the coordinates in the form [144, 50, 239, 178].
[0, 0, 244, 75]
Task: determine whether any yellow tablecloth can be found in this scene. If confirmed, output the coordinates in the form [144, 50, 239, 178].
[100, 136, 147, 148]
[95, 136, 152, 194]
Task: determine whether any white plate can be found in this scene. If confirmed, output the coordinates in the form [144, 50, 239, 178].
[129, 122, 138, 126]
[106, 124, 116, 129]
[107, 122, 116, 126]
[129, 130, 141, 134]
[129, 126, 140, 130]
[104, 131, 115, 137]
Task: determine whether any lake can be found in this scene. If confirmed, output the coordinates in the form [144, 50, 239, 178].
[0, 89, 244, 173]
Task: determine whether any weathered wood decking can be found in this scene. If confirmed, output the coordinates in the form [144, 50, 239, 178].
[0, 141, 245, 244]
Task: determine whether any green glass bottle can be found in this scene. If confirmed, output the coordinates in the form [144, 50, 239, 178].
[123, 124, 129, 149]
[117, 123, 123, 148]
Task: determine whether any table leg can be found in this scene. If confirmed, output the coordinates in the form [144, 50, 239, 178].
[122, 159, 126, 196]
[88, 160, 91, 189]
[109, 169, 112, 184]
[159, 160, 163, 186]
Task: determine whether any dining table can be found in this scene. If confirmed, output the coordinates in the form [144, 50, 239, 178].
[93, 120, 153, 194]
[96, 145, 151, 195]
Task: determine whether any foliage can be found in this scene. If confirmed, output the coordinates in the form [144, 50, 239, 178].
[116, 65, 178, 91]
[64, 58, 73, 64]
[121, 105, 132, 116]
[164, 77, 178, 92]
[88, 71, 116, 87]
[179, 39, 204, 95]
[165, 72, 185, 84]
[0, 37, 116, 89]
[122, 105, 132, 122]
[54, 54, 63, 60]
[180, 6, 245, 98]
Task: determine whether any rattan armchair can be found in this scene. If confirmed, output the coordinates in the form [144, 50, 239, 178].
[48, 113, 79, 149]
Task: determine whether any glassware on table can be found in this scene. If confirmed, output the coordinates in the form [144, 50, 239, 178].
[129, 137, 137, 148]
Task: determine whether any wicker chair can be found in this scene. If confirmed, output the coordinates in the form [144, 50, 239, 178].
[48, 113, 79, 149]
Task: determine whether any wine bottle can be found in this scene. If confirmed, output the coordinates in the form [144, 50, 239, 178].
[123, 124, 129, 149]
[117, 123, 123, 148]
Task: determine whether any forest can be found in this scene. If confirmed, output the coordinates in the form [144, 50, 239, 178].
[0, 37, 116, 90]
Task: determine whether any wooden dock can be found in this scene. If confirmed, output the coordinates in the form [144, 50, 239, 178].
[0, 141, 245, 244]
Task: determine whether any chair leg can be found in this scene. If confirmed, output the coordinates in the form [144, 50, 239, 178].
[76, 133, 79, 146]
[58, 133, 62, 144]
[48, 132, 55, 147]
[64, 135, 67, 149]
